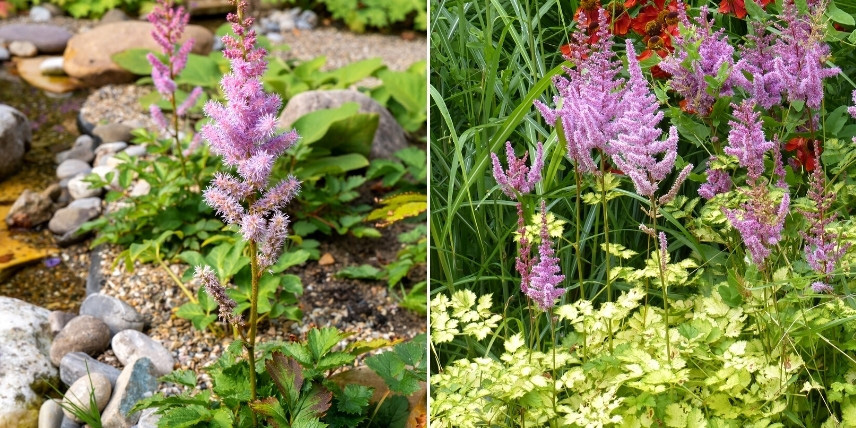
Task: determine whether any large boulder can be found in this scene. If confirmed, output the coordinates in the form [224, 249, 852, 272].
[0, 104, 31, 179]
[63, 21, 214, 87]
[0, 24, 73, 54]
[276, 90, 408, 159]
[0, 297, 58, 428]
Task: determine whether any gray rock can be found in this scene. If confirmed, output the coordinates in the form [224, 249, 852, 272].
[100, 9, 129, 24]
[62, 372, 112, 423]
[94, 142, 128, 166]
[73, 135, 95, 152]
[55, 227, 93, 248]
[297, 9, 318, 30]
[277, 90, 408, 159]
[5, 189, 54, 228]
[49, 315, 111, 366]
[0, 104, 31, 178]
[60, 416, 81, 428]
[39, 398, 63, 428]
[40, 56, 65, 76]
[92, 123, 133, 144]
[128, 180, 150, 198]
[30, 6, 53, 22]
[266, 32, 284, 43]
[132, 408, 160, 428]
[67, 174, 102, 200]
[80, 294, 144, 337]
[60, 352, 121, 388]
[49, 311, 77, 336]
[212, 37, 223, 51]
[0, 24, 73, 54]
[111, 330, 174, 376]
[0, 47, 9, 61]
[56, 145, 95, 164]
[48, 197, 101, 235]
[86, 245, 105, 296]
[0, 297, 56, 428]
[57, 159, 92, 180]
[122, 144, 146, 158]
[9, 40, 38, 57]
[90, 165, 119, 189]
[101, 358, 158, 428]
[42, 183, 62, 202]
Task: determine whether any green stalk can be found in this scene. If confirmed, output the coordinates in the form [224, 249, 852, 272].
[247, 241, 260, 428]
[599, 161, 613, 352]
[649, 197, 671, 361]
[169, 92, 189, 181]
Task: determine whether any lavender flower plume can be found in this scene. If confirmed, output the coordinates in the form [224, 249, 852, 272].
[194, 265, 243, 325]
[491, 141, 543, 199]
[735, 21, 784, 110]
[525, 201, 566, 311]
[659, 6, 739, 115]
[724, 100, 775, 182]
[723, 187, 790, 266]
[772, 0, 840, 109]
[610, 40, 683, 199]
[534, 8, 624, 174]
[200, 0, 300, 269]
[698, 158, 732, 200]
[798, 144, 850, 291]
[849, 90, 856, 119]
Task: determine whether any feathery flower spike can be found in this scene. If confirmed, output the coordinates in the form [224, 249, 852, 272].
[525, 201, 566, 310]
[491, 141, 544, 199]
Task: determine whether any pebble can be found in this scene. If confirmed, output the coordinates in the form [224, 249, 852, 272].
[122, 144, 146, 158]
[67, 174, 102, 200]
[48, 197, 101, 235]
[60, 416, 81, 428]
[297, 10, 318, 30]
[90, 165, 119, 188]
[60, 352, 121, 388]
[111, 330, 175, 376]
[49, 315, 112, 366]
[62, 372, 112, 423]
[56, 146, 95, 164]
[29, 6, 53, 22]
[39, 56, 65, 76]
[94, 142, 127, 166]
[9, 40, 38, 57]
[49, 310, 77, 336]
[0, 24, 72, 54]
[57, 159, 92, 180]
[128, 180, 151, 198]
[5, 188, 54, 228]
[101, 357, 158, 428]
[38, 399, 63, 428]
[92, 123, 133, 144]
[80, 294, 145, 337]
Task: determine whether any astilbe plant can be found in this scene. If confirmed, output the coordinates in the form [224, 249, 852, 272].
[147, 0, 203, 178]
[193, 0, 300, 412]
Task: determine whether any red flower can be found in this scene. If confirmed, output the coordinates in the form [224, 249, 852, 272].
[785, 137, 821, 172]
[719, 0, 774, 20]
[575, 0, 601, 26]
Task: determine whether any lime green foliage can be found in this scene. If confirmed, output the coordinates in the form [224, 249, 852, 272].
[132, 329, 426, 428]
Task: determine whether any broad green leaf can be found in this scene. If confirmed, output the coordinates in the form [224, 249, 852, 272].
[336, 264, 382, 280]
[271, 249, 311, 273]
[328, 57, 384, 88]
[316, 352, 355, 372]
[175, 302, 216, 331]
[249, 397, 289, 428]
[158, 405, 209, 428]
[308, 327, 347, 360]
[828, 1, 855, 25]
[297, 154, 370, 180]
[266, 352, 304, 406]
[176, 53, 222, 88]
[160, 370, 197, 387]
[313, 112, 378, 158]
[292, 103, 361, 146]
[111, 48, 156, 75]
[280, 274, 304, 294]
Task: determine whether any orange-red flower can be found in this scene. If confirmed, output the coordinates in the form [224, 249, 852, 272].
[785, 137, 821, 172]
[718, 0, 774, 20]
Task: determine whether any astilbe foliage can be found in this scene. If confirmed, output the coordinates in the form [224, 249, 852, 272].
[658, 6, 739, 115]
[195, 0, 301, 308]
[799, 145, 850, 293]
[772, 0, 840, 110]
[534, 9, 624, 174]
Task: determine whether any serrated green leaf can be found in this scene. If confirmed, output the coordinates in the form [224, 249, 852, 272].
[267, 352, 304, 407]
[160, 370, 197, 387]
[308, 327, 347, 361]
[249, 397, 289, 428]
[316, 352, 356, 372]
[337, 384, 373, 415]
[366, 395, 409, 428]
[158, 405, 209, 428]
[365, 351, 420, 396]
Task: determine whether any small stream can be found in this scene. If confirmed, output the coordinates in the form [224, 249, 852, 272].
[0, 66, 90, 311]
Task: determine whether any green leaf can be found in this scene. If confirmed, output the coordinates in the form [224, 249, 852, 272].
[176, 53, 222, 88]
[271, 249, 311, 273]
[316, 352, 356, 372]
[279, 342, 314, 366]
[351, 227, 382, 238]
[158, 405, 209, 428]
[292, 220, 318, 236]
[111, 48, 155, 75]
[308, 327, 347, 361]
[366, 395, 409, 428]
[337, 384, 373, 415]
[314, 112, 378, 158]
[365, 351, 420, 396]
[336, 265, 382, 280]
[718, 282, 743, 308]
[175, 302, 216, 331]
[393, 334, 426, 370]
[206, 240, 248, 283]
[280, 274, 304, 294]
[292, 103, 361, 146]
[266, 352, 305, 407]
[212, 361, 252, 406]
[294, 386, 333, 424]
[249, 397, 289, 428]
[828, 1, 855, 25]
[160, 370, 197, 387]
[298, 154, 370, 180]
[327, 57, 385, 88]
[197, 285, 218, 312]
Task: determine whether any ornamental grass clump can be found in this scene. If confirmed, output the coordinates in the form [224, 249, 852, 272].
[193, 0, 300, 410]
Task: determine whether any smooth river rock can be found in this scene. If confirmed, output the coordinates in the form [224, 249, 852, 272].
[80, 294, 144, 337]
[63, 21, 213, 86]
[9, 40, 38, 57]
[0, 104, 31, 179]
[60, 352, 121, 388]
[0, 297, 57, 428]
[49, 315, 111, 366]
[61, 372, 112, 423]
[92, 124, 133, 144]
[48, 197, 101, 235]
[5, 189, 54, 228]
[101, 358, 158, 428]
[67, 174, 102, 200]
[111, 330, 174, 376]
[0, 24, 72, 54]
[56, 159, 91, 180]
[38, 399, 63, 428]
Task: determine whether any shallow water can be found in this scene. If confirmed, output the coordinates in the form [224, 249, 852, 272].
[0, 66, 89, 311]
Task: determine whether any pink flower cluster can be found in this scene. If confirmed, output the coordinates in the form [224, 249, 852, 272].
[491, 141, 543, 199]
[520, 202, 566, 311]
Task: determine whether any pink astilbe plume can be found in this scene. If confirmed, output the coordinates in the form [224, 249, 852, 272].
[724, 100, 775, 182]
[534, 8, 624, 174]
[723, 186, 790, 267]
[491, 141, 544, 199]
[658, 7, 739, 115]
[194, 266, 243, 325]
[524, 201, 566, 311]
[610, 40, 689, 200]
[772, 0, 840, 110]
[735, 22, 784, 109]
[798, 144, 850, 293]
[200, 0, 300, 270]
[699, 157, 732, 199]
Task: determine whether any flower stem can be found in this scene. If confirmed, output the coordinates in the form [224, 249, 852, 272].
[169, 93, 189, 181]
[599, 163, 613, 352]
[247, 241, 260, 427]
